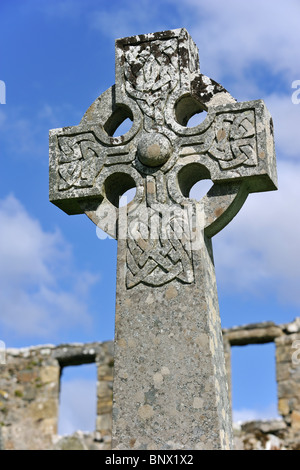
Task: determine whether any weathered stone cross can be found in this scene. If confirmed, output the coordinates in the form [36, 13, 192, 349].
[49, 29, 277, 450]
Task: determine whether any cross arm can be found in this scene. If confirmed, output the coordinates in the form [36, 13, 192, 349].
[169, 99, 277, 195]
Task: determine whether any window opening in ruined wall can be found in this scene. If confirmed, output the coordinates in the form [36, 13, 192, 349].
[231, 343, 280, 423]
[58, 363, 98, 435]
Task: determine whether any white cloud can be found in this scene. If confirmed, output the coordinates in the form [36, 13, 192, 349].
[83, 0, 300, 93]
[265, 94, 300, 159]
[88, 0, 170, 39]
[40, 0, 83, 19]
[31, 0, 300, 97]
[213, 160, 300, 305]
[186, 0, 300, 84]
[58, 377, 97, 435]
[233, 402, 279, 423]
[0, 109, 6, 126]
[0, 103, 82, 158]
[0, 195, 98, 341]
[0, 112, 42, 155]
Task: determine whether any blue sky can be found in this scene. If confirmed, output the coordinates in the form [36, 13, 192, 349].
[1, 0, 300, 433]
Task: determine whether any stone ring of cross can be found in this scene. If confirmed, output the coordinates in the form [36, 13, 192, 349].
[49, 28, 277, 241]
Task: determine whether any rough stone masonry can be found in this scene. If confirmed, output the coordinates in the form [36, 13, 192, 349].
[49, 29, 277, 449]
[3, 319, 300, 450]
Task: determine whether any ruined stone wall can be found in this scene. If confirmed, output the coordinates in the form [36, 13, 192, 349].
[0, 342, 113, 450]
[1, 319, 300, 450]
[275, 324, 300, 449]
[223, 318, 300, 450]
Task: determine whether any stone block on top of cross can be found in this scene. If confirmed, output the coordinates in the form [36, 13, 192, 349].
[49, 28, 277, 450]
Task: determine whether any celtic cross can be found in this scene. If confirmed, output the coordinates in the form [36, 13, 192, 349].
[49, 29, 277, 450]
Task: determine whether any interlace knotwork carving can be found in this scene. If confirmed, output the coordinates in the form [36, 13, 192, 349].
[209, 110, 257, 169]
[57, 133, 135, 190]
[57, 133, 104, 190]
[179, 109, 257, 171]
[123, 39, 179, 124]
[126, 207, 195, 288]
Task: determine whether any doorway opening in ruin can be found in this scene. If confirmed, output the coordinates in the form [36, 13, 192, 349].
[231, 343, 280, 423]
[58, 363, 97, 435]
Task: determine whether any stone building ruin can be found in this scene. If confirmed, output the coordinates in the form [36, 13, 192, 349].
[1, 318, 300, 450]
[0, 342, 114, 450]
